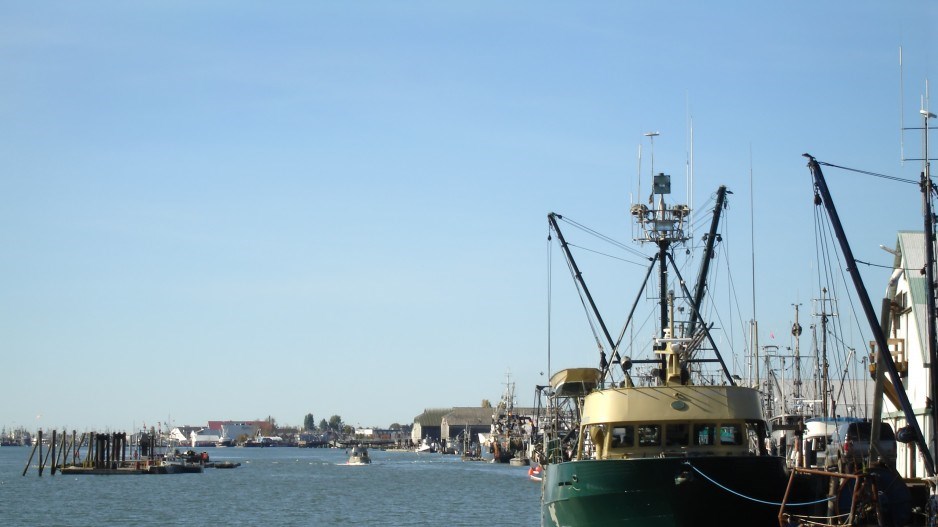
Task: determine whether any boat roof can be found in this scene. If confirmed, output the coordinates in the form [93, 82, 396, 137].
[581, 385, 765, 425]
[803, 416, 863, 437]
[804, 416, 863, 424]
[549, 368, 601, 397]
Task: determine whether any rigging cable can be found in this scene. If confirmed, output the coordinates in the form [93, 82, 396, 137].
[559, 233, 607, 358]
[562, 242, 649, 267]
[817, 160, 918, 185]
[812, 182, 871, 417]
[557, 216, 648, 259]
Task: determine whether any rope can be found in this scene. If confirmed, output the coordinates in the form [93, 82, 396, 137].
[683, 462, 834, 507]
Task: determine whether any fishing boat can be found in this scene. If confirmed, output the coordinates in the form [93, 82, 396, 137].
[414, 438, 438, 454]
[488, 373, 534, 464]
[145, 448, 204, 474]
[346, 445, 371, 465]
[540, 168, 825, 526]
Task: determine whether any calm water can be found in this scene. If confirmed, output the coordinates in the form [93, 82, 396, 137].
[1, 446, 541, 526]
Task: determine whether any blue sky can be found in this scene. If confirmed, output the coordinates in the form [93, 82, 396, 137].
[1, 2, 935, 432]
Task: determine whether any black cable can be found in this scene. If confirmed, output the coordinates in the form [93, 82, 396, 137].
[817, 161, 918, 185]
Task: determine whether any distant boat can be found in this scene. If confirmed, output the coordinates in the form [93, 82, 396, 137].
[210, 460, 240, 469]
[346, 445, 371, 465]
[149, 449, 204, 474]
[488, 373, 533, 464]
[414, 438, 438, 454]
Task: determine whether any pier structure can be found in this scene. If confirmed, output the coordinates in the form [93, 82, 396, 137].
[21, 428, 213, 475]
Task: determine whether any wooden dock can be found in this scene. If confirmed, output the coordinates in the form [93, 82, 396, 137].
[21, 429, 231, 476]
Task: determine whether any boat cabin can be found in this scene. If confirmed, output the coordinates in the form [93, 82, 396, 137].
[575, 384, 769, 460]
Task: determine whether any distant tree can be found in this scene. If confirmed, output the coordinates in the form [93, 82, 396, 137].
[342, 425, 354, 436]
[389, 423, 401, 430]
[481, 399, 492, 408]
[303, 413, 316, 431]
[319, 419, 329, 430]
[328, 415, 343, 431]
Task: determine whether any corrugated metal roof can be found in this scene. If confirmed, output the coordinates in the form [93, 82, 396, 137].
[413, 408, 453, 426]
[442, 407, 492, 424]
[897, 231, 930, 362]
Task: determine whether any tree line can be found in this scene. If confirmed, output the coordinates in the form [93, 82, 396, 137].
[302, 413, 403, 434]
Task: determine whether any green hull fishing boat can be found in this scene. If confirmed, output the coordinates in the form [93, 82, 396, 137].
[540, 164, 824, 526]
[540, 381, 809, 526]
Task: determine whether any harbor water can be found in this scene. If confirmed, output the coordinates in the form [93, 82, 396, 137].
[1, 446, 541, 526]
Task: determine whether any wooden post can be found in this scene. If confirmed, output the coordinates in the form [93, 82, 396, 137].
[41, 430, 55, 476]
[77, 433, 89, 467]
[50, 429, 57, 475]
[59, 430, 68, 471]
[22, 436, 39, 476]
[37, 430, 44, 476]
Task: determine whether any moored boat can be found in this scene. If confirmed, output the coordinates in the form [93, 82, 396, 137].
[149, 448, 205, 474]
[540, 165, 825, 526]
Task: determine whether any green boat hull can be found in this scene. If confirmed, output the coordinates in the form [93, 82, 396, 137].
[541, 456, 823, 527]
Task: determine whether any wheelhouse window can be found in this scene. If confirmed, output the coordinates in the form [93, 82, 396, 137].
[720, 424, 743, 445]
[610, 426, 634, 448]
[665, 423, 690, 447]
[638, 425, 661, 447]
[694, 424, 716, 446]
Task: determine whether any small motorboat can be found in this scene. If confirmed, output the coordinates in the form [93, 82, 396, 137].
[347, 445, 371, 465]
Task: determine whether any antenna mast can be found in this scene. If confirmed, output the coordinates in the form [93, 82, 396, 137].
[792, 304, 803, 404]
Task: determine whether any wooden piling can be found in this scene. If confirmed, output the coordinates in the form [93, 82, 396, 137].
[41, 430, 56, 476]
[37, 430, 44, 476]
[50, 429, 57, 475]
[57, 430, 67, 473]
[22, 437, 39, 476]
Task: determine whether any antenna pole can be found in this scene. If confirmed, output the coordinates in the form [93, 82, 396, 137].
[919, 104, 938, 460]
[750, 146, 759, 389]
[637, 144, 642, 209]
[900, 46, 905, 164]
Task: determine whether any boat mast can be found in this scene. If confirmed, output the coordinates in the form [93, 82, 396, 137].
[687, 185, 728, 339]
[631, 170, 689, 377]
[805, 153, 936, 477]
[750, 152, 760, 391]
[792, 304, 803, 407]
[819, 288, 830, 420]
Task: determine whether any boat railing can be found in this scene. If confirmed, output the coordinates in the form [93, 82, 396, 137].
[544, 438, 567, 464]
